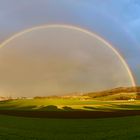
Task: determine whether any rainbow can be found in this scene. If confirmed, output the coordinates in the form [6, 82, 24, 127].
[0, 24, 136, 86]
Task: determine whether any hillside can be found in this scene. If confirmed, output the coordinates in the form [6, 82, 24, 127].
[83, 87, 140, 100]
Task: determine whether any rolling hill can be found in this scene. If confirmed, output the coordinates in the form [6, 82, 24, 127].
[83, 87, 140, 100]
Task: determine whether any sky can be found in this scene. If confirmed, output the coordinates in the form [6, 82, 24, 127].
[0, 0, 140, 97]
[0, 27, 133, 97]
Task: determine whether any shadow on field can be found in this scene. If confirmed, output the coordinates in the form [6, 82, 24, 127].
[114, 104, 140, 110]
[83, 106, 105, 111]
[38, 105, 61, 111]
[38, 105, 82, 111]
[0, 105, 140, 118]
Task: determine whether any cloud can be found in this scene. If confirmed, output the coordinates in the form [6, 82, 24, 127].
[0, 0, 139, 87]
[0, 27, 133, 97]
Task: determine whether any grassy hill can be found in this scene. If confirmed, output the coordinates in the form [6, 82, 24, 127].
[0, 87, 139, 139]
[0, 86, 139, 112]
[83, 87, 140, 100]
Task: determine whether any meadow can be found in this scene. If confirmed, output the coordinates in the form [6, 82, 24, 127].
[0, 115, 140, 140]
[0, 98, 139, 139]
[0, 98, 140, 111]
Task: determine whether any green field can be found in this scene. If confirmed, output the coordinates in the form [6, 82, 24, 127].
[0, 115, 139, 140]
[0, 98, 140, 111]
[0, 98, 140, 139]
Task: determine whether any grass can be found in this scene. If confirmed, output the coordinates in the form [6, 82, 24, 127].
[0, 115, 140, 140]
[0, 98, 140, 111]
[0, 99, 140, 139]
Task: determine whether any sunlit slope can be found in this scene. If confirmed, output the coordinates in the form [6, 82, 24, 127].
[0, 87, 139, 111]
[0, 98, 140, 111]
[84, 87, 140, 100]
